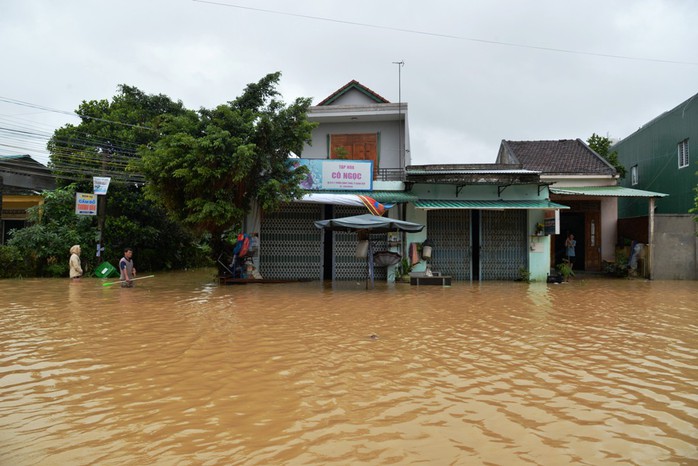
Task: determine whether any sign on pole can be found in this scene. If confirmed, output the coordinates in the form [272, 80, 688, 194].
[75, 193, 98, 216]
[93, 176, 111, 195]
[544, 209, 560, 235]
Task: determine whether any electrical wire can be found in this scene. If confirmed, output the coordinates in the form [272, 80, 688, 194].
[0, 96, 156, 131]
[192, 0, 698, 66]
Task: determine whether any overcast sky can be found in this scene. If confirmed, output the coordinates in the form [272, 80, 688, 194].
[1, 0, 697, 166]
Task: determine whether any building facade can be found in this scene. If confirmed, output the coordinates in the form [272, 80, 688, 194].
[0, 155, 55, 244]
[612, 93, 698, 279]
[496, 139, 667, 273]
[250, 81, 567, 283]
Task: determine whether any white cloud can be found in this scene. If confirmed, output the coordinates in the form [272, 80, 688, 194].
[1, 0, 696, 166]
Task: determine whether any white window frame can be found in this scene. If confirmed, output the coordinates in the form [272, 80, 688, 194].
[631, 165, 638, 186]
[678, 139, 689, 169]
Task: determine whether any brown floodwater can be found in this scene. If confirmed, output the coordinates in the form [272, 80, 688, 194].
[0, 269, 696, 465]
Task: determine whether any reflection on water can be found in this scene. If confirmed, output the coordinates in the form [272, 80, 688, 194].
[1, 270, 696, 465]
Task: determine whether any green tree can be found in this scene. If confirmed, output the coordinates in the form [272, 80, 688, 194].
[48, 85, 186, 185]
[587, 133, 626, 179]
[136, 72, 316, 257]
[7, 184, 97, 277]
[45, 85, 209, 272]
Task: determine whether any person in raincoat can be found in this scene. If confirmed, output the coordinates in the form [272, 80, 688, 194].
[69, 245, 83, 279]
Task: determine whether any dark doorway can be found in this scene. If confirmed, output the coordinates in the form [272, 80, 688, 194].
[471, 210, 481, 280]
[558, 212, 585, 270]
[2, 220, 25, 245]
[322, 205, 333, 280]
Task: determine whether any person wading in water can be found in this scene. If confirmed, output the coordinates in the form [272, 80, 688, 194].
[119, 247, 137, 287]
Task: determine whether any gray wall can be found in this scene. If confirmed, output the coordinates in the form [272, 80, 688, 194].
[653, 215, 698, 280]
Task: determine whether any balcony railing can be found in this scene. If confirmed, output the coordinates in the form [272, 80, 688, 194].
[376, 168, 406, 181]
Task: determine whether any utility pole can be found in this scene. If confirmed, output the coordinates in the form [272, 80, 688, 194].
[96, 144, 110, 258]
[392, 60, 405, 170]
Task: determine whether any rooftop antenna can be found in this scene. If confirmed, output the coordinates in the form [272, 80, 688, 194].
[392, 60, 405, 169]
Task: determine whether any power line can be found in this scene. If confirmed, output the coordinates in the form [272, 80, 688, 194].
[0, 96, 156, 131]
[193, 0, 698, 66]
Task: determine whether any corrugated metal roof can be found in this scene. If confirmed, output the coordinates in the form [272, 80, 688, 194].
[407, 169, 538, 175]
[414, 200, 570, 210]
[550, 186, 668, 197]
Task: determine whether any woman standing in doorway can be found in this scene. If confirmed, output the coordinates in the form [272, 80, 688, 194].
[565, 233, 576, 268]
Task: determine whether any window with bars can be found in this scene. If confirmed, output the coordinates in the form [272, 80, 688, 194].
[631, 165, 638, 186]
[678, 139, 689, 169]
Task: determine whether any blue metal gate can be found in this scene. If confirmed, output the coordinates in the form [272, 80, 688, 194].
[480, 210, 528, 280]
[260, 203, 323, 280]
[426, 210, 471, 280]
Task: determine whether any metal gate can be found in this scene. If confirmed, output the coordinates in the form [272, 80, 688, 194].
[332, 206, 388, 281]
[259, 203, 323, 280]
[426, 210, 471, 280]
[480, 210, 528, 280]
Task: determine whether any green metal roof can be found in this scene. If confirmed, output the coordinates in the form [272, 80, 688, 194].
[414, 200, 570, 210]
[550, 186, 668, 197]
[319, 190, 419, 203]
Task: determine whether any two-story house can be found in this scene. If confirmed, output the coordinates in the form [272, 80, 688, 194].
[612, 93, 698, 280]
[254, 80, 413, 281]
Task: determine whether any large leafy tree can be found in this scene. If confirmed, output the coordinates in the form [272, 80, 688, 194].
[136, 72, 315, 256]
[587, 133, 626, 179]
[44, 86, 208, 272]
[49, 85, 186, 185]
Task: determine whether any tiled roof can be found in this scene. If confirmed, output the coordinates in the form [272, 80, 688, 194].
[316, 80, 390, 106]
[500, 139, 616, 176]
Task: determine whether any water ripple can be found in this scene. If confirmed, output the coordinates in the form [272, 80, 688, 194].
[0, 273, 696, 465]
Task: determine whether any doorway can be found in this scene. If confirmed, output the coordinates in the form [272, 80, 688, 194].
[558, 212, 585, 270]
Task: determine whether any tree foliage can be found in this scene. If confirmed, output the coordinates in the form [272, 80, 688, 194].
[48, 85, 187, 185]
[135, 72, 315, 252]
[7, 185, 97, 277]
[43, 85, 210, 273]
[587, 133, 626, 179]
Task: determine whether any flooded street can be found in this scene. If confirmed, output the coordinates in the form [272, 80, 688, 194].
[1, 269, 696, 465]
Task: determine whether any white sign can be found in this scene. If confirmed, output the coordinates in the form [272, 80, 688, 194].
[76, 192, 97, 216]
[320, 160, 373, 190]
[93, 176, 111, 195]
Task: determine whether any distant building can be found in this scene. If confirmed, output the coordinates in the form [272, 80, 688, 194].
[497, 139, 667, 274]
[612, 93, 698, 280]
[0, 155, 55, 244]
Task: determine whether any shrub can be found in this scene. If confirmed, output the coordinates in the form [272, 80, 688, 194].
[0, 245, 30, 278]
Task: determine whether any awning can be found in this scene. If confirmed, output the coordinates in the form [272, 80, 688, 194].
[550, 186, 668, 198]
[298, 190, 418, 208]
[301, 190, 418, 203]
[414, 199, 570, 210]
[314, 214, 425, 233]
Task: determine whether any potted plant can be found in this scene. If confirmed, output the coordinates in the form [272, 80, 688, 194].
[535, 222, 545, 236]
[394, 257, 414, 282]
[516, 266, 532, 283]
[556, 260, 575, 281]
